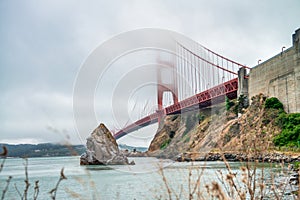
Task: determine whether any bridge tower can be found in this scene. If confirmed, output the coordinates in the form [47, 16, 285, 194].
[157, 58, 178, 122]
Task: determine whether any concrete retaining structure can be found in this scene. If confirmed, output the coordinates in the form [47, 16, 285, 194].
[248, 29, 300, 113]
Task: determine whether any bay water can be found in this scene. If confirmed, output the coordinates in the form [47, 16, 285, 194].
[0, 156, 296, 199]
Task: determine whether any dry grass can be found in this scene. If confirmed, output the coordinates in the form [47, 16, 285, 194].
[0, 146, 68, 200]
[49, 168, 67, 199]
[157, 154, 300, 200]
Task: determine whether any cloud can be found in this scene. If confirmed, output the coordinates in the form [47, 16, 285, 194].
[0, 89, 78, 143]
[0, 0, 300, 146]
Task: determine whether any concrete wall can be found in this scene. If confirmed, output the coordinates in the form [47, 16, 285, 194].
[248, 29, 300, 113]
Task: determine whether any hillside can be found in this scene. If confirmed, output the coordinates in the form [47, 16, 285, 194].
[1, 143, 86, 158]
[147, 94, 298, 160]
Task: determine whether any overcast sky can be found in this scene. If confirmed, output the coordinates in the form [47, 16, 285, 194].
[1, 0, 299, 146]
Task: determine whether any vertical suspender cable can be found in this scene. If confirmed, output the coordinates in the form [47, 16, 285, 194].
[184, 48, 186, 97]
[194, 44, 197, 94]
[190, 45, 192, 95]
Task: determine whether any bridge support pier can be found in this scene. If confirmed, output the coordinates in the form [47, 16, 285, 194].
[237, 67, 249, 97]
[237, 67, 249, 110]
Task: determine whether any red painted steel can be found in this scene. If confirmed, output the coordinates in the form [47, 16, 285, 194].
[113, 78, 238, 139]
[156, 58, 178, 123]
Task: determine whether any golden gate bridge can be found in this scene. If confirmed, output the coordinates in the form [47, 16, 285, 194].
[113, 40, 250, 139]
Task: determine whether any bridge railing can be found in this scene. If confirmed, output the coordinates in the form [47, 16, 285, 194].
[164, 78, 238, 115]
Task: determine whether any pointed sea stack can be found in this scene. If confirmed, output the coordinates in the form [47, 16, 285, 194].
[80, 123, 134, 165]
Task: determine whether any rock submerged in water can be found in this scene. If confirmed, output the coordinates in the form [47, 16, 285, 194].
[80, 123, 134, 165]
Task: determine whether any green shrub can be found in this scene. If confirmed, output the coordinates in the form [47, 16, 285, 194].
[160, 138, 171, 149]
[265, 97, 284, 110]
[225, 97, 235, 111]
[273, 126, 300, 146]
[294, 161, 300, 170]
[276, 113, 300, 128]
[273, 113, 300, 147]
[197, 113, 205, 123]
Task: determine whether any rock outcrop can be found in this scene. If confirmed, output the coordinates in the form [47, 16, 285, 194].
[80, 123, 134, 165]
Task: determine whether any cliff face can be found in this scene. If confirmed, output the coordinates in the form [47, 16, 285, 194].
[147, 94, 282, 159]
[220, 95, 282, 151]
[148, 114, 185, 159]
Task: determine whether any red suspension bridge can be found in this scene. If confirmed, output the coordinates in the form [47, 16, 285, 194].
[113, 41, 249, 139]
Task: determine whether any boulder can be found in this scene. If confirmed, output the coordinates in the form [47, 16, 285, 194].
[289, 172, 299, 185]
[80, 123, 134, 165]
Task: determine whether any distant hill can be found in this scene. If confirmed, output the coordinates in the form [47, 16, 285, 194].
[118, 144, 148, 152]
[0, 143, 86, 158]
[0, 143, 148, 158]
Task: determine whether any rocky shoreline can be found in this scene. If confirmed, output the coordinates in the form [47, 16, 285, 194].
[176, 152, 300, 163]
[121, 149, 149, 157]
[176, 151, 300, 185]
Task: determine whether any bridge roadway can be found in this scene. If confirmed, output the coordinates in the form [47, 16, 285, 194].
[113, 78, 238, 139]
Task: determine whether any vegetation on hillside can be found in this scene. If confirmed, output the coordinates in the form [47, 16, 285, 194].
[223, 95, 300, 151]
[225, 97, 235, 111]
[260, 97, 300, 149]
[264, 97, 284, 110]
[273, 112, 300, 147]
[160, 138, 171, 150]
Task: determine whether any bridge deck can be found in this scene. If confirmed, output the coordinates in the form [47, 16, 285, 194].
[114, 78, 238, 139]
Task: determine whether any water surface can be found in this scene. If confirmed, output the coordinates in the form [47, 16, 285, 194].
[0, 156, 296, 199]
